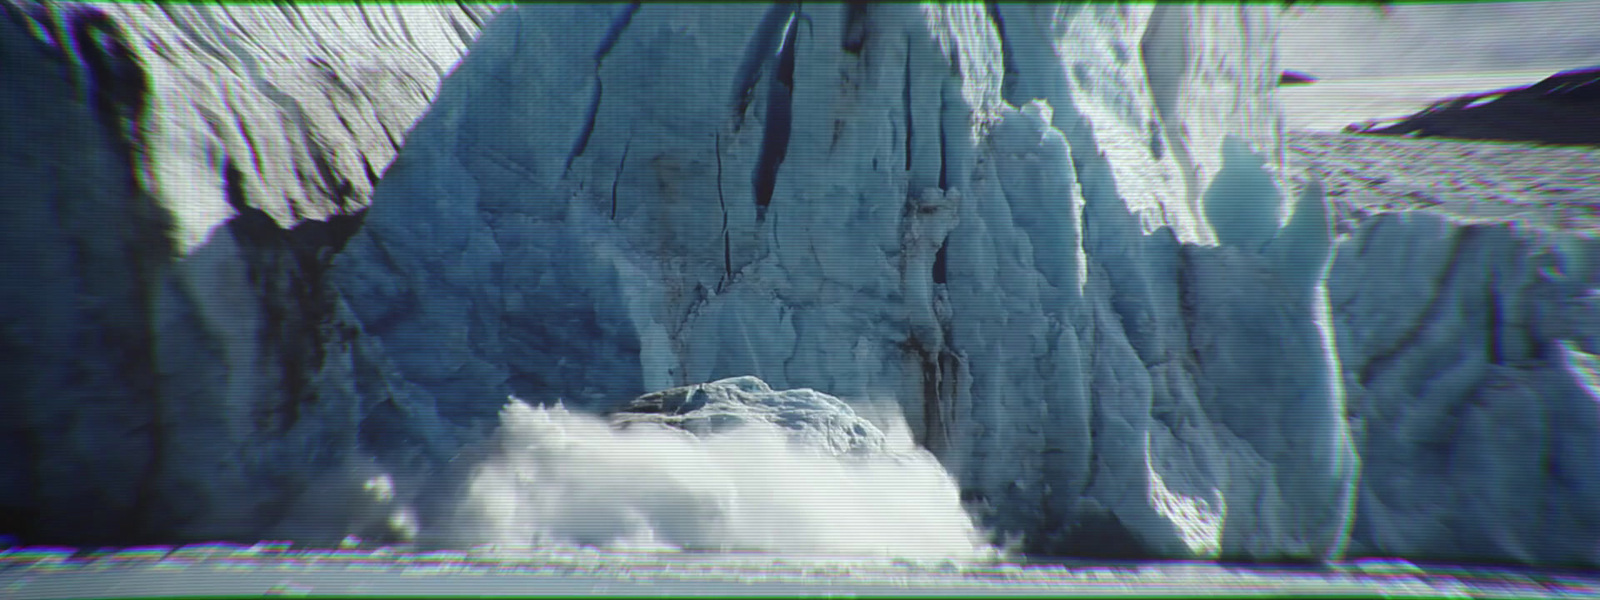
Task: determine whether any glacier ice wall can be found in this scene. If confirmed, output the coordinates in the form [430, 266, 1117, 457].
[333, 3, 1355, 560]
[4, 1, 1597, 568]
[1288, 131, 1600, 567]
[0, 1, 497, 545]
[1329, 209, 1600, 566]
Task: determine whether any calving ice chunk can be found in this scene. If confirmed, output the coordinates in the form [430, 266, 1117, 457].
[5, 0, 1597, 571]
[427, 377, 991, 559]
[334, 2, 1357, 562]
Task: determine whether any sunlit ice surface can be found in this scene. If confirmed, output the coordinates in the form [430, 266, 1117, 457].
[1288, 131, 1600, 233]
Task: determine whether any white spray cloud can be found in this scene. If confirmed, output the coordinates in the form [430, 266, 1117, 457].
[431, 399, 993, 560]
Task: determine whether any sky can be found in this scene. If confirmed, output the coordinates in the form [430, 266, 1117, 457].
[1276, 1, 1600, 131]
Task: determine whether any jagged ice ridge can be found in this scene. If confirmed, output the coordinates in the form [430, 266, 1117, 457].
[1, 2, 1597, 568]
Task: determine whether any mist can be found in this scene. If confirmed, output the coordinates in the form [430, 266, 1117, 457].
[419, 398, 995, 561]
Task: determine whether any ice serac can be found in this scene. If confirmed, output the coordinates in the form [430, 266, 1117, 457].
[608, 376, 892, 458]
[1286, 130, 1600, 567]
[0, 2, 497, 545]
[9, 1, 1592, 569]
[1327, 208, 1600, 567]
[335, 3, 1356, 561]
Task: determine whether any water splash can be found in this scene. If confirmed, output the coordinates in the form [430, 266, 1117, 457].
[429, 399, 995, 560]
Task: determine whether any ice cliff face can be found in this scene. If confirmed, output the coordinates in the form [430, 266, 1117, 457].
[1330, 208, 1600, 567]
[0, 1, 496, 545]
[4, 1, 1598, 569]
[1295, 132, 1600, 567]
[332, 3, 1352, 561]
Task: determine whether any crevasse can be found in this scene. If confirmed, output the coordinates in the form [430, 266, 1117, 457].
[335, 4, 1354, 560]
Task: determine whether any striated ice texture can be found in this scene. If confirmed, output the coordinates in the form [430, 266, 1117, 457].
[1327, 209, 1600, 566]
[333, 3, 1354, 561]
[0, 1, 498, 546]
[1290, 131, 1600, 566]
[3, 1, 1597, 568]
